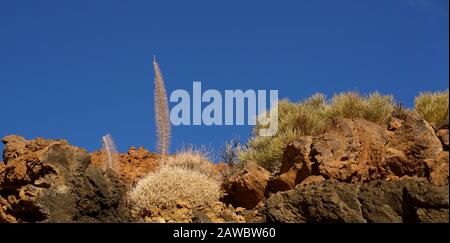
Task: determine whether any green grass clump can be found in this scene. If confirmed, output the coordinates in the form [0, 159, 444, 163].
[328, 92, 394, 124]
[240, 90, 450, 173]
[239, 91, 395, 173]
[414, 90, 449, 126]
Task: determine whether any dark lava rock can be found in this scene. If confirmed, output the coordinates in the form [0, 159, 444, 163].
[0, 135, 132, 223]
[265, 178, 448, 223]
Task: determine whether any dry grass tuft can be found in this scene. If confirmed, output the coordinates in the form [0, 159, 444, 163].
[165, 148, 216, 178]
[128, 166, 221, 215]
[239, 91, 395, 172]
[414, 90, 449, 126]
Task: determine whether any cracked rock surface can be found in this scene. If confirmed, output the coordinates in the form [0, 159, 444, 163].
[265, 178, 449, 223]
[0, 135, 131, 223]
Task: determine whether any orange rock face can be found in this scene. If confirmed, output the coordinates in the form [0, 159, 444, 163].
[437, 129, 449, 150]
[91, 146, 160, 185]
[0, 135, 131, 223]
[222, 162, 270, 209]
[268, 113, 448, 194]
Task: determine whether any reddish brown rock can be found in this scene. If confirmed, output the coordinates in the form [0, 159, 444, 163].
[275, 113, 445, 185]
[143, 201, 261, 223]
[268, 162, 311, 193]
[223, 162, 270, 209]
[299, 175, 325, 186]
[388, 118, 404, 131]
[424, 151, 449, 186]
[268, 168, 296, 192]
[91, 146, 159, 185]
[127, 146, 152, 161]
[437, 129, 449, 150]
[0, 135, 131, 223]
[2, 135, 27, 164]
[0, 196, 16, 223]
[269, 114, 446, 192]
[386, 112, 442, 177]
[383, 147, 409, 176]
[311, 117, 389, 182]
[279, 137, 313, 174]
[268, 137, 313, 193]
[318, 114, 444, 182]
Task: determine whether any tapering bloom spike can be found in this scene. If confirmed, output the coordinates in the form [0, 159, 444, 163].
[153, 56, 171, 155]
[101, 133, 118, 172]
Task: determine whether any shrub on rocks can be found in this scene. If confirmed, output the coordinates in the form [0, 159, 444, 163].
[128, 166, 221, 217]
[414, 90, 449, 126]
[239, 92, 395, 172]
[165, 148, 216, 178]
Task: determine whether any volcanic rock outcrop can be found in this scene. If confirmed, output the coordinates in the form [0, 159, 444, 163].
[222, 162, 270, 209]
[1, 111, 448, 223]
[268, 112, 448, 193]
[265, 178, 449, 223]
[91, 146, 159, 185]
[224, 112, 448, 221]
[0, 135, 131, 223]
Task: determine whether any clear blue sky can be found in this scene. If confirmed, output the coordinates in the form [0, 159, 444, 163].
[1, 0, 448, 157]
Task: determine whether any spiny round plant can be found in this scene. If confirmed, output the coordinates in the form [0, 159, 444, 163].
[128, 165, 221, 216]
[165, 148, 217, 178]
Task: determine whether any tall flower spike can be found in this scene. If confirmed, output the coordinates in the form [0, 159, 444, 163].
[101, 133, 118, 173]
[153, 56, 171, 156]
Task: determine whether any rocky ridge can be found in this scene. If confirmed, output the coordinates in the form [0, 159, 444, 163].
[0, 135, 131, 223]
[223, 112, 449, 222]
[1, 112, 448, 223]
